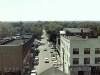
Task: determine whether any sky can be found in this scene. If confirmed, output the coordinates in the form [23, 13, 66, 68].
[0, 0, 100, 21]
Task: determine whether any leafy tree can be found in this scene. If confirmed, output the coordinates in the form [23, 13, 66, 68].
[44, 22, 63, 43]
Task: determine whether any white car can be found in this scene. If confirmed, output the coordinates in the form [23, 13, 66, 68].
[31, 70, 37, 75]
[52, 57, 56, 61]
[53, 60, 57, 65]
[35, 56, 39, 58]
[35, 57, 39, 61]
[44, 58, 49, 63]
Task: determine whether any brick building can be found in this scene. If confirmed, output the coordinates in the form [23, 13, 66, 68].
[0, 33, 34, 75]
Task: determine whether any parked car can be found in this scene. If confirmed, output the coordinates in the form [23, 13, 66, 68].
[34, 57, 39, 61]
[50, 49, 53, 53]
[53, 60, 57, 64]
[51, 54, 55, 57]
[34, 60, 39, 65]
[44, 58, 49, 63]
[52, 57, 56, 61]
[31, 70, 37, 75]
[35, 50, 40, 53]
[53, 65, 59, 68]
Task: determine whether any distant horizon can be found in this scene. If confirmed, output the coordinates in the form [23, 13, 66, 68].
[1, 20, 100, 22]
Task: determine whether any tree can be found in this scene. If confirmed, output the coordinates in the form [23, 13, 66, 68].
[44, 22, 63, 43]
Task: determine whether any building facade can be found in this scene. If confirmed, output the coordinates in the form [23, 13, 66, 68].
[0, 33, 34, 75]
[60, 28, 100, 75]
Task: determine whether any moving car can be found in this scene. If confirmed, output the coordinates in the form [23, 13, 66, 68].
[44, 58, 49, 63]
[44, 48, 47, 51]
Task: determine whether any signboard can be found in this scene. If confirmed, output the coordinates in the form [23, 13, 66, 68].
[70, 67, 91, 71]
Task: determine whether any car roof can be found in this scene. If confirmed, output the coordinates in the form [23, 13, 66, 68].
[31, 73, 36, 75]
[31, 70, 37, 72]
[35, 56, 38, 57]
[52, 57, 55, 58]
[53, 61, 57, 63]
[35, 58, 39, 59]
[45, 58, 48, 59]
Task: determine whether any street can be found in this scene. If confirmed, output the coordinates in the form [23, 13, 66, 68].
[34, 29, 53, 74]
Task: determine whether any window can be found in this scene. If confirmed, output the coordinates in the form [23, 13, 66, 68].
[95, 57, 100, 64]
[73, 58, 79, 64]
[95, 48, 100, 54]
[84, 48, 90, 54]
[73, 48, 79, 54]
[84, 58, 90, 64]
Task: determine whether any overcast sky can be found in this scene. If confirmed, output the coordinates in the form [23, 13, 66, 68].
[0, 0, 100, 21]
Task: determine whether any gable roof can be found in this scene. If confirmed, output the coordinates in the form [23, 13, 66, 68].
[39, 67, 67, 75]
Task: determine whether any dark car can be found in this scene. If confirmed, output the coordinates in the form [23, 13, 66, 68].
[35, 50, 40, 53]
[51, 54, 55, 57]
[34, 60, 39, 65]
[44, 48, 47, 51]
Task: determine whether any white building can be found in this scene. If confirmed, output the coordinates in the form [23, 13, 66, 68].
[60, 28, 100, 75]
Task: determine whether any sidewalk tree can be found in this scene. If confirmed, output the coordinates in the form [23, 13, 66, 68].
[44, 22, 63, 43]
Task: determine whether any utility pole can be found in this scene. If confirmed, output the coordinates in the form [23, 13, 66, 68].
[1, 53, 4, 75]
[63, 48, 64, 72]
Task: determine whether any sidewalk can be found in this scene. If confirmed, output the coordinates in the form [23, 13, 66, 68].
[56, 52, 63, 71]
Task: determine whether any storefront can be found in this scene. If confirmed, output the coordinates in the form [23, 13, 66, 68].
[69, 66, 91, 75]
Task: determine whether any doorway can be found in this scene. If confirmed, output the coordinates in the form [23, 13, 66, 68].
[78, 71, 84, 75]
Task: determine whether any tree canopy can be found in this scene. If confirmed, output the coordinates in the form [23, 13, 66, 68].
[44, 22, 63, 43]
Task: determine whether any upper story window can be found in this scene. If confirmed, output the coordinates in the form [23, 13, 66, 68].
[73, 58, 79, 64]
[84, 58, 90, 64]
[95, 57, 100, 64]
[84, 48, 90, 54]
[73, 48, 79, 54]
[95, 48, 100, 54]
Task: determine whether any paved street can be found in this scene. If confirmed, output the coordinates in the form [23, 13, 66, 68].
[34, 29, 53, 74]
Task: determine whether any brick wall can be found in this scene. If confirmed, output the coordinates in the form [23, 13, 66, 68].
[0, 45, 22, 71]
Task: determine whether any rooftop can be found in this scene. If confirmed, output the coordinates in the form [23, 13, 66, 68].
[39, 67, 67, 75]
[62, 35, 100, 41]
[0, 33, 33, 45]
[65, 28, 92, 33]
[63, 35, 84, 40]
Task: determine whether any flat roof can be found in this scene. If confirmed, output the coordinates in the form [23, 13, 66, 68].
[0, 34, 33, 45]
[5, 40, 24, 45]
[68, 36, 84, 40]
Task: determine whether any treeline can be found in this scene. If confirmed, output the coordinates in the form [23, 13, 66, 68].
[44, 21, 100, 43]
[0, 22, 19, 37]
[0, 21, 43, 39]
[44, 22, 63, 43]
[1, 21, 100, 41]
[22, 21, 43, 39]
